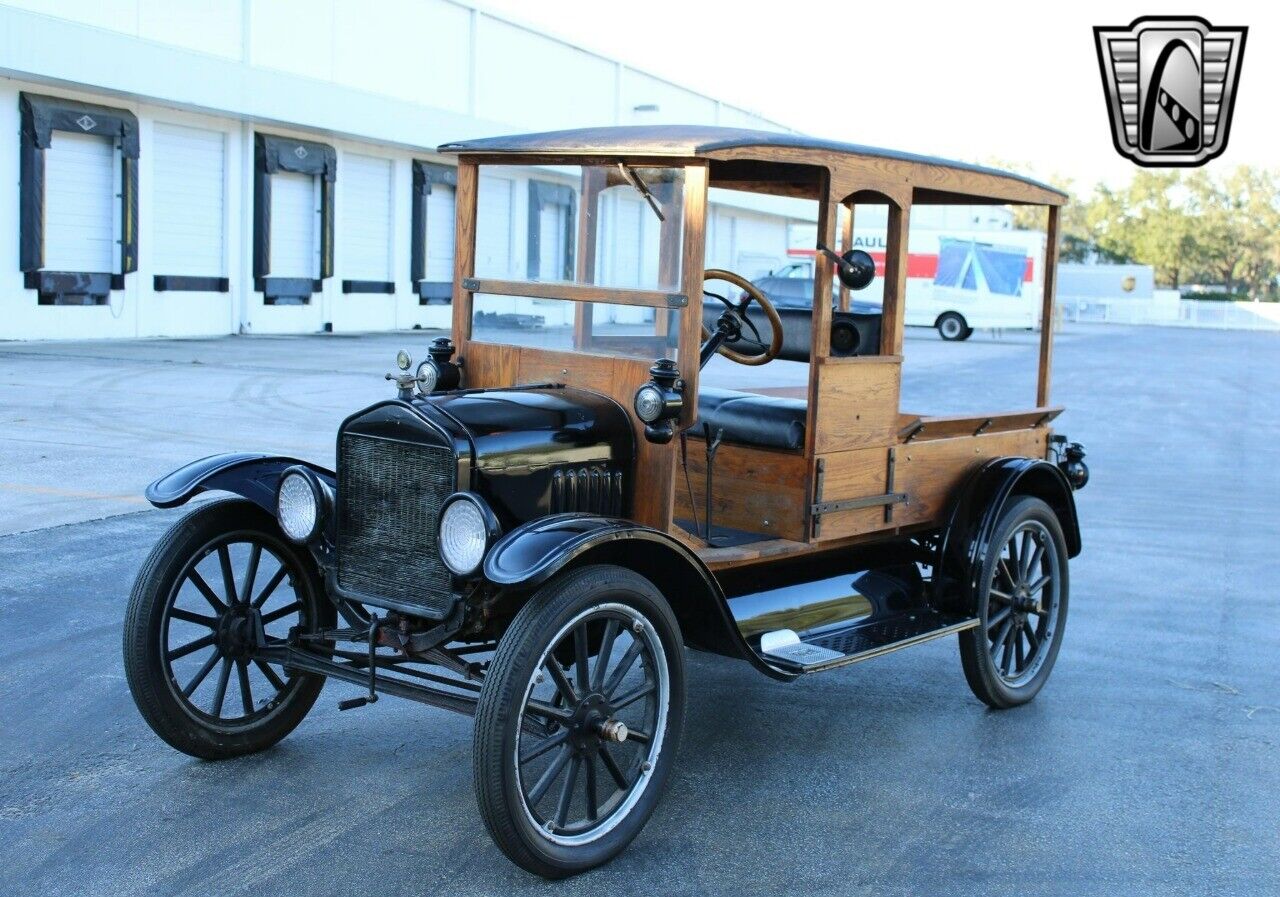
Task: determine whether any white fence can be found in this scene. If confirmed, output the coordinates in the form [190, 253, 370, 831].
[1060, 292, 1280, 332]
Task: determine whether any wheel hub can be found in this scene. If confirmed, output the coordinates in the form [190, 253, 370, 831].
[215, 604, 263, 659]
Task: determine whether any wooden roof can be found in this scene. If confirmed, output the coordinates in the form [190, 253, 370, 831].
[437, 125, 1067, 206]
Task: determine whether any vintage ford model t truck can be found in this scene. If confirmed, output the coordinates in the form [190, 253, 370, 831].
[124, 126, 1088, 877]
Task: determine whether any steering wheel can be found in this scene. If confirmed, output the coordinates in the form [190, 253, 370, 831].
[700, 268, 785, 367]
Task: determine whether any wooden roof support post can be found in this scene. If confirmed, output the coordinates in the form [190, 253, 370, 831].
[838, 201, 854, 312]
[1037, 205, 1060, 407]
[573, 166, 606, 349]
[803, 171, 837, 457]
[879, 201, 911, 356]
[676, 163, 709, 431]
[451, 160, 478, 361]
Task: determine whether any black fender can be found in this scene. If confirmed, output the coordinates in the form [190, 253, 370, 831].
[934, 457, 1081, 612]
[144, 452, 334, 516]
[483, 514, 794, 681]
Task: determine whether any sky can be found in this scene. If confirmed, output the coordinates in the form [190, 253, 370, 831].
[477, 0, 1276, 193]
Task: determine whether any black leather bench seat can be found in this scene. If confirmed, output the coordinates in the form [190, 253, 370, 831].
[695, 387, 807, 451]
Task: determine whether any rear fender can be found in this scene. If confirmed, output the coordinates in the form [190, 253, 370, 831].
[483, 514, 793, 681]
[934, 457, 1081, 612]
[144, 452, 334, 515]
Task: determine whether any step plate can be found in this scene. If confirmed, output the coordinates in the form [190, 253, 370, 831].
[761, 611, 978, 674]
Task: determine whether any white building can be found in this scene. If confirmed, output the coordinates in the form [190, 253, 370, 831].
[0, 0, 1024, 341]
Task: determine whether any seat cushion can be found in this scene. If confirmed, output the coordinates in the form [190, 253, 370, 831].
[695, 387, 807, 451]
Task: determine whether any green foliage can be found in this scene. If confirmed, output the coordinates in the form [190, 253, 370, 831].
[989, 160, 1280, 298]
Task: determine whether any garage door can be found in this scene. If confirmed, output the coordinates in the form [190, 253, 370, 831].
[152, 123, 224, 276]
[425, 184, 456, 282]
[537, 203, 568, 281]
[43, 130, 116, 272]
[270, 171, 318, 278]
[342, 154, 393, 282]
[475, 175, 512, 279]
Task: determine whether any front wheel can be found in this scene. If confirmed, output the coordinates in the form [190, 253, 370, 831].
[123, 498, 329, 759]
[473, 565, 685, 878]
[937, 312, 971, 341]
[959, 496, 1069, 708]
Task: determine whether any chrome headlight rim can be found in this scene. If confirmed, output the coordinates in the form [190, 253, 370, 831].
[415, 359, 439, 396]
[633, 384, 665, 423]
[437, 491, 501, 577]
[276, 466, 329, 544]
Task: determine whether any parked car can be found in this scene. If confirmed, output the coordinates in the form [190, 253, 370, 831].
[124, 126, 1088, 879]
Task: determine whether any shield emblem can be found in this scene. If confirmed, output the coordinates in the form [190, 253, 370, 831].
[1094, 17, 1247, 167]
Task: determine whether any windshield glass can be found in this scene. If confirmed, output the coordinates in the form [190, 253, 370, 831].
[470, 163, 687, 361]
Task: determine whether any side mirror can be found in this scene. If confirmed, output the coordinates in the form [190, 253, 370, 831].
[817, 242, 876, 291]
[836, 249, 876, 291]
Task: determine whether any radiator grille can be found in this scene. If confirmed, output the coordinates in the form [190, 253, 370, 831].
[550, 465, 624, 516]
[336, 433, 456, 616]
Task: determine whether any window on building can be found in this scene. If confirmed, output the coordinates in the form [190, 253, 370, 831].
[341, 153, 394, 293]
[152, 123, 227, 293]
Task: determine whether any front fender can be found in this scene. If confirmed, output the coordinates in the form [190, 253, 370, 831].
[144, 452, 334, 515]
[483, 514, 793, 681]
[935, 456, 1081, 610]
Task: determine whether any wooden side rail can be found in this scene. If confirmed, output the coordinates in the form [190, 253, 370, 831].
[462, 278, 686, 309]
[897, 407, 1063, 443]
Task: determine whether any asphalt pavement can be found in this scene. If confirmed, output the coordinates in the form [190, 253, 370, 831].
[1, 324, 1277, 896]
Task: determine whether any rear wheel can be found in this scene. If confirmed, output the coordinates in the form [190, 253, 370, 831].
[473, 565, 685, 878]
[959, 496, 1069, 708]
[937, 312, 971, 341]
[123, 498, 329, 759]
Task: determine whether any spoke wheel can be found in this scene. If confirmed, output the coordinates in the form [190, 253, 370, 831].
[474, 565, 685, 878]
[124, 499, 331, 759]
[959, 496, 1070, 709]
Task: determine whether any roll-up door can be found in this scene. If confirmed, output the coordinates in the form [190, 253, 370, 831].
[152, 123, 224, 277]
[475, 175, 513, 279]
[43, 131, 116, 273]
[425, 184, 456, 283]
[270, 171, 318, 278]
[342, 154, 393, 282]
[537, 203, 568, 281]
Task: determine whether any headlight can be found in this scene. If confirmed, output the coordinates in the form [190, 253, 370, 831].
[633, 384, 665, 422]
[438, 492, 499, 576]
[277, 468, 326, 543]
[416, 359, 438, 395]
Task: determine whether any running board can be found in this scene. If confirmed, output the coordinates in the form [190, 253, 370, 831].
[759, 612, 978, 674]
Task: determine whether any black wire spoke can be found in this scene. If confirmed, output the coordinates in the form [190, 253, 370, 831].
[1014, 627, 1026, 672]
[584, 754, 599, 822]
[240, 544, 262, 605]
[260, 601, 301, 626]
[189, 570, 227, 614]
[990, 617, 1014, 657]
[1023, 624, 1040, 656]
[591, 619, 620, 692]
[525, 699, 574, 724]
[627, 729, 652, 746]
[170, 607, 218, 628]
[573, 624, 591, 696]
[544, 657, 578, 704]
[251, 566, 288, 609]
[989, 588, 1014, 606]
[168, 634, 215, 661]
[554, 756, 581, 828]
[599, 744, 630, 789]
[610, 680, 655, 712]
[1018, 531, 1035, 581]
[236, 659, 254, 715]
[1005, 535, 1020, 578]
[1027, 574, 1052, 596]
[1000, 624, 1017, 674]
[526, 745, 572, 806]
[217, 545, 238, 606]
[602, 639, 644, 697]
[998, 559, 1018, 591]
[520, 729, 569, 765]
[183, 650, 223, 697]
[1024, 540, 1045, 582]
[986, 606, 1012, 633]
[254, 658, 287, 692]
[210, 658, 232, 717]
